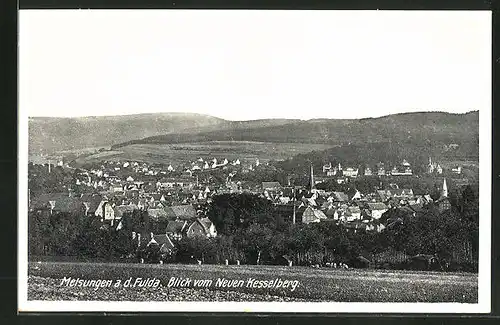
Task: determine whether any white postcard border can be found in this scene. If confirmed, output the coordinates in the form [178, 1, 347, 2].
[17, 9, 492, 314]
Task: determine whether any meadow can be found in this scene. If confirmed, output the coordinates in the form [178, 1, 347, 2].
[28, 262, 478, 303]
[74, 141, 335, 165]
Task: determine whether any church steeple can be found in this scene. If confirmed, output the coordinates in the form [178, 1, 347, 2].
[441, 178, 448, 198]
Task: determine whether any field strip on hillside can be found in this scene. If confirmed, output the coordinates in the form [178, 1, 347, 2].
[27, 262, 478, 302]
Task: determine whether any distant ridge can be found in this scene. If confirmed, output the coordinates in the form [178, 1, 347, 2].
[29, 112, 224, 154]
[28, 112, 301, 154]
[112, 110, 478, 149]
[28, 110, 478, 154]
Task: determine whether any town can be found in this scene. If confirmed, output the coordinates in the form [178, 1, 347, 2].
[27, 153, 478, 272]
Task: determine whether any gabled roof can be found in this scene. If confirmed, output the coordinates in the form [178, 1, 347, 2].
[197, 217, 214, 234]
[82, 199, 101, 214]
[376, 190, 389, 202]
[114, 204, 138, 219]
[147, 208, 171, 221]
[166, 220, 187, 234]
[80, 193, 102, 202]
[320, 201, 332, 210]
[262, 181, 282, 189]
[366, 202, 388, 211]
[325, 206, 337, 217]
[332, 192, 349, 202]
[409, 203, 424, 213]
[391, 189, 404, 196]
[170, 205, 197, 220]
[303, 206, 327, 220]
[148, 234, 175, 252]
[150, 193, 163, 201]
[346, 206, 361, 215]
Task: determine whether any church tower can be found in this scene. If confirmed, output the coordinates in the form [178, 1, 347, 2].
[437, 178, 451, 213]
[442, 178, 448, 198]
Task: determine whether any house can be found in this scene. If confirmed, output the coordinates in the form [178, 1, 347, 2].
[323, 162, 333, 174]
[95, 200, 115, 222]
[377, 188, 414, 202]
[147, 208, 173, 222]
[278, 196, 291, 204]
[364, 167, 373, 176]
[110, 183, 124, 192]
[185, 218, 218, 238]
[427, 157, 443, 174]
[322, 203, 340, 220]
[301, 206, 327, 224]
[166, 220, 188, 241]
[365, 220, 386, 233]
[345, 206, 362, 222]
[262, 182, 282, 191]
[147, 232, 176, 255]
[170, 204, 198, 220]
[137, 198, 148, 210]
[376, 162, 386, 176]
[390, 160, 413, 176]
[332, 191, 349, 203]
[342, 167, 359, 178]
[343, 220, 367, 233]
[365, 202, 388, 220]
[82, 197, 102, 216]
[348, 189, 362, 201]
[113, 204, 138, 225]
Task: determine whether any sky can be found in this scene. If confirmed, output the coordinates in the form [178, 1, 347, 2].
[19, 10, 491, 121]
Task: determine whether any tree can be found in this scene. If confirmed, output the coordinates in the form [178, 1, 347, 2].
[206, 193, 274, 235]
[176, 236, 216, 263]
[240, 224, 274, 265]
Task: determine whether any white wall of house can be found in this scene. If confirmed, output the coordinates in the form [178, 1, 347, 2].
[371, 209, 387, 220]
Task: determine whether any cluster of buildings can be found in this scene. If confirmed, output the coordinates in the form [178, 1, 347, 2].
[319, 158, 463, 185]
[29, 153, 455, 253]
[427, 157, 462, 175]
[320, 160, 413, 184]
[28, 156, 267, 253]
[260, 164, 452, 233]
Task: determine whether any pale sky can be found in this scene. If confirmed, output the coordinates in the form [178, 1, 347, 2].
[19, 10, 491, 121]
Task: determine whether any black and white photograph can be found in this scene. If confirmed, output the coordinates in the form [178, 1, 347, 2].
[18, 10, 491, 313]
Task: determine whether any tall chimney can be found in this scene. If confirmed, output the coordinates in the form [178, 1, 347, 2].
[310, 164, 315, 192]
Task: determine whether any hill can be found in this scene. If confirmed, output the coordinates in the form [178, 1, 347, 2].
[28, 113, 224, 154]
[113, 111, 479, 149]
[29, 113, 301, 154]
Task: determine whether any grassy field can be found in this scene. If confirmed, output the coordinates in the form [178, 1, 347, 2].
[74, 141, 335, 165]
[28, 262, 477, 303]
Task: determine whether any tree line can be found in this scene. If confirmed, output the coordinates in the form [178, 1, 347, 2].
[28, 188, 479, 272]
